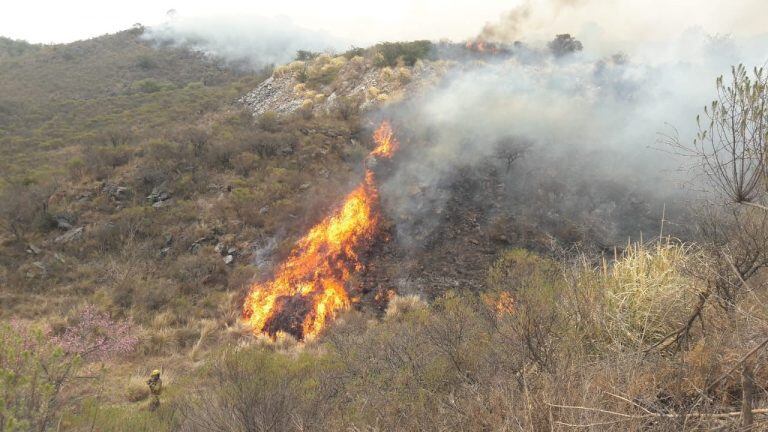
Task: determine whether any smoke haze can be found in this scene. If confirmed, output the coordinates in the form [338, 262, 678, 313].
[379, 21, 768, 249]
[143, 13, 347, 69]
[143, 0, 768, 248]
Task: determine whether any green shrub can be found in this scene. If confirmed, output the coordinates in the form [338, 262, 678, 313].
[134, 79, 168, 94]
[0, 322, 80, 432]
[295, 50, 319, 61]
[66, 156, 86, 180]
[372, 40, 434, 67]
[135, 55, 158, 70]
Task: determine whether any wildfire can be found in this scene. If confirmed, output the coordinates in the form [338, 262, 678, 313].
[465, 40, 500, 54]
[242, 121, 399, 340]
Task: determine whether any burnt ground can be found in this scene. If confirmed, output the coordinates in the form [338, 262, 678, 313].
[356, 150, 690, 312]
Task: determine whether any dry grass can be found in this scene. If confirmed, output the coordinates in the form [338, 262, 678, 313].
[125, 375, 150, 403]
[384, 294, 427, 321]
[551, 239, 706, 355]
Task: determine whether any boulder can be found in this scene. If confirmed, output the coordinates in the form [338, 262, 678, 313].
[147, 186, 171, 204]
[54, 215, 74, 230]
[54, 227, 84, 244]
[103, 184, 132, 201]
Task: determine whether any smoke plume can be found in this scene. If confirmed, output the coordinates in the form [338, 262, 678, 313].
[379, 21, 768, 250]
[143, 13, 347, 69]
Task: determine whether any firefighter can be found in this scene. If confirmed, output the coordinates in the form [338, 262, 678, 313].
[147, 369, 162, 411]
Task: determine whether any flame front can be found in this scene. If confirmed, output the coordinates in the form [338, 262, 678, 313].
[243, 121, 399, 340]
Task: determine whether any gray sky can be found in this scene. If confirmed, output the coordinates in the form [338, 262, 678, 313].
[3, 0, 768, 46]
[1, 0, 516, 44]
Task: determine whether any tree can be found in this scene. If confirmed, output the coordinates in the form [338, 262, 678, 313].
[672, 64, 768, 306]
[691, 65, 768, 209]
[54, 304, 138, 362]
[548, 34, 583, 57]
[0, 179, 57, 242]
[0, 306, 137, 431]
[0, 321, 78, 432]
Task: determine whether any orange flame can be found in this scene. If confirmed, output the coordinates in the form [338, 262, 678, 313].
[465, 40, 500, 54]
[242, 121, 399, 340]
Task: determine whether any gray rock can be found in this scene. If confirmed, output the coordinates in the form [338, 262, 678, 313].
[103, 184, 131, 201]
[76, 191, 93, 202]
[214, 243, 224, 254]
[147, 186, 171, 203]
[54, 215, 73, 230]
[223, 255, 234, 264]
[54, 227, 84, 244]
[26, 244, 41, 255]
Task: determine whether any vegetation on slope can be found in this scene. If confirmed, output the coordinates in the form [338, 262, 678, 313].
[3, 24, 768, 431]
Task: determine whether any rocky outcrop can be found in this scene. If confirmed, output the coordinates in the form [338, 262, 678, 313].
[240, 55, 445, 118]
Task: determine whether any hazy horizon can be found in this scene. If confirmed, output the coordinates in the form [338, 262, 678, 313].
[4, 0, 768, 48]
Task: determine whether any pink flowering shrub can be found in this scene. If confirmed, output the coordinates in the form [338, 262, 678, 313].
[0, 306, 137, 431]
[53, 304, 138, 361]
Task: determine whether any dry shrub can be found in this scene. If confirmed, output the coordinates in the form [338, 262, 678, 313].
[171, 246, 226, 294]
[189, 319, 219, 360]
[567, 240, 704, 350]
[384, 294, 427, 321]
[179, 347, 325, 432]
[125, 375, 150, 402]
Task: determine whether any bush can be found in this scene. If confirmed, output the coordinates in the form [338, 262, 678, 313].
[343, 46, 365, 59]
[179, 347, 327, 431]
[171, 246, 226, 295]
[591, 240, 700, 348]
[82, 145, 132, 179]
[231, 152, 260, 176]
[257, 111, 279, 132]
[294, 50, 319, 61]
[134, 79, 168, 94]
[0, 321, 80, 432]
[136, 55, 158, 70]
[0, 179, 57, 242]
[372, 41, 434, 67]
[333, 95, 361, 120]
[67, 156, 86, 180]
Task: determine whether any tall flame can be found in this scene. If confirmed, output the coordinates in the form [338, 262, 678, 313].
[243, 121, 399, 340]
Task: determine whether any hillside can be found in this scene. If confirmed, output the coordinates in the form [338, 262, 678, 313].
[2, 28, 768, 432]
[0, 27, 259, 177]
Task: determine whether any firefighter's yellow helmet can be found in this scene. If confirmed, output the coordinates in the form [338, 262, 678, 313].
[151, 369, 160, 377]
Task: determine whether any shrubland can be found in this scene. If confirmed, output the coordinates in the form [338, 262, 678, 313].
[2, 25, 768, 431]
[51, 240, 768, 431]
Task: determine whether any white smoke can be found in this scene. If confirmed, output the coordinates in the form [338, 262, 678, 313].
[143, 13, 348, 69]
[380, 26, 768, 248]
